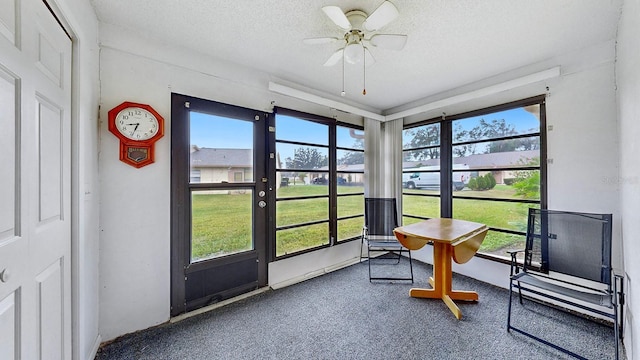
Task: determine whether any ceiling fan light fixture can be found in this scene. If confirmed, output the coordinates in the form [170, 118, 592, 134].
[344, 42, 364, 64]
[306, 1, 406, 95]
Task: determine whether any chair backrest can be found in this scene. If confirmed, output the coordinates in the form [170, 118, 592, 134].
[364, 198, 399, 237]
[524, 208, 613, 286]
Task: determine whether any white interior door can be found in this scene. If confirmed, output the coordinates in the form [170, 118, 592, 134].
[0, 0, 72, 358]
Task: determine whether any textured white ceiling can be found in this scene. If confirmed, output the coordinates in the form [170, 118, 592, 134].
[89, 0, 622, 112]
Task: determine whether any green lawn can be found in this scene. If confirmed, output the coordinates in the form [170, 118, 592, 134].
[191, 191, 253, 261]
[403, 185, 532, 255]
[191, 184, 533, 260]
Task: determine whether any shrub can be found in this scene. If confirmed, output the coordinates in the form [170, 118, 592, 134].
[486, 172, 496, 189]
[468, 177, 478, 190]
[477, 176, 488, 190]
[468, 173, 496, 191]
[513, 171, 540, 199]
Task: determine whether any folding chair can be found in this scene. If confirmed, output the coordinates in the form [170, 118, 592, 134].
[507, 208, 624, 359]
[360, 198, 413, 282]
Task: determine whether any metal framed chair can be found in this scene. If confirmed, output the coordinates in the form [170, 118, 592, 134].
[360, 198, 413, 282]
[507, 208, 624, 360]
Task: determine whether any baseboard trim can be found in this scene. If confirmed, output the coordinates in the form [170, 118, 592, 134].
[88, 334, 102, 360]
[270, 257, 361, 290]
[169, 286, 271, 324]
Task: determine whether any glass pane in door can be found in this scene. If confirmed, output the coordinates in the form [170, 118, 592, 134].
[189, 112, 255, 262]
[191, 189, 253, 262]
[190, 112, 253, 184]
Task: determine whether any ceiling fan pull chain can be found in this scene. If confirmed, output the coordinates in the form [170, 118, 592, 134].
[341, 56, 346, 96]
[362, 46, 367, 95]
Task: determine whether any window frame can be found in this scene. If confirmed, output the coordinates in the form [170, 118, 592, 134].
[270, 107, 364, 260]
[335, 126, 365, 244]
[402, 95, 547, 262]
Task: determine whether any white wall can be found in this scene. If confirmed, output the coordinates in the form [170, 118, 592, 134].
[97, 20, 625, 350]
[545, 46, 621, 265]
[48, 0, 102, 359]
[408, 39, 621, 272]
[97, 23, 364, 341]
[617, 0, 640, 358]
[98, 47, 173, 342]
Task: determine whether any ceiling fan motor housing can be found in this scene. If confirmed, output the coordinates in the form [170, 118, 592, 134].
[345, 10, 367, 30]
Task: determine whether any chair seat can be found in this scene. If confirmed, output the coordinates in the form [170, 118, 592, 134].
[512, 272, 612, 308]
[367, 240, 403, 250]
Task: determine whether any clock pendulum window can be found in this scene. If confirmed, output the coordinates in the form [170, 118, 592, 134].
[107, 101, 165, 168]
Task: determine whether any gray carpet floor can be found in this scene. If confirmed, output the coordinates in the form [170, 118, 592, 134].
[95, 259, 623, 359]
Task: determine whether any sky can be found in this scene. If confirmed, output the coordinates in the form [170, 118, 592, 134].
[455, 107, 540, 133]
[190, 112, 253, 149]
[190, 106, 538, 160]
[190, 112, 363, 161]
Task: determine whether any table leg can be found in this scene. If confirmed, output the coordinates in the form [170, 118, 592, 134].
[410, 242, 449, 298]
[449, 290, 479, 302]
[409, 242, 478, 319]
[442, 295, 462, 319]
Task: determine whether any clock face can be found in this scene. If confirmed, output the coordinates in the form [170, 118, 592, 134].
[114, 107, 160, 141]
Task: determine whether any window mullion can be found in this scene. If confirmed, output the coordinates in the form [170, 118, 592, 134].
[329, 123, 337, 245]
[441, 119, 453, 218]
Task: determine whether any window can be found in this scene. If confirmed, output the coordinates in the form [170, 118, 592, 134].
[402, 96, 545, 260]
[336, 126, 365, 242]
[274, 108, 364, 258]
[402, 122, 441, 224]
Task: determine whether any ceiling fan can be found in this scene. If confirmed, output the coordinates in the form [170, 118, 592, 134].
[304, 1, 408, 67]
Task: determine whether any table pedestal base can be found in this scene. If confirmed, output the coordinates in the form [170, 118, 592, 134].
[408, 242, 478, 319]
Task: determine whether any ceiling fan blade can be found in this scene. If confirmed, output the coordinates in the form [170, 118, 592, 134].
[369, 34, 407, 50]
[303, 37, 341, 45]
[323, 49, 344, 66]
[363, 1, 399, 32]
[321, 6, 351, 30]
[364, 48, 376, 67]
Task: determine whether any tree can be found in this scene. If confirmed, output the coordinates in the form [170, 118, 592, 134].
[403, 126, 440, 160]
[453, 123, 477, 157]
[454, 118, 522, 157]
[514, 134, 540, 151]
[285, 147, 328, 170]
[338, 139, 364, 165]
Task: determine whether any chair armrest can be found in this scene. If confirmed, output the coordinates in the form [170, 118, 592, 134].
[612, 268, 624, 279]
[506, 249, 525, 276]
[612, 270, 625, 306]
[506, 249, 525, 255]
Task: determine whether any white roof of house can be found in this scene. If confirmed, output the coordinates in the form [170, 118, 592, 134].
[191, 147, 252, 167]
[404, 150, 539, 169]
